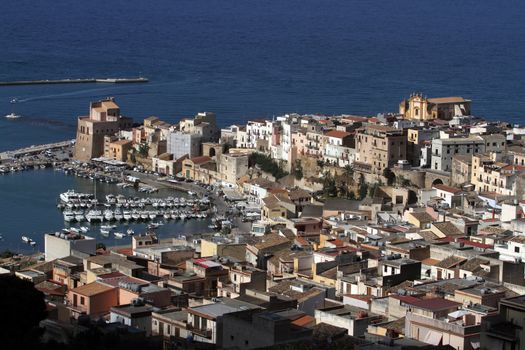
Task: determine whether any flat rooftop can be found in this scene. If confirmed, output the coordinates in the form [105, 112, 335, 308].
[189, 298, 259, 319]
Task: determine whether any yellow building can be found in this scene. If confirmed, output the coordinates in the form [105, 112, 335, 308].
[104, 139, 132, 162]
[400, 93, 471, 121]
[181, 156, 218, 184]
[471, 153, 525, 196]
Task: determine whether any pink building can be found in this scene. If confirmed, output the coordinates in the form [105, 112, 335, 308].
[67, 282, 119, 319]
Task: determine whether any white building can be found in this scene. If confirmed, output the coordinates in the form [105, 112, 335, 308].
[431, 137, 484, 173]
[494, 236, 525, 263]
[166, 132, 202, 160]
[110, 303, 153, 335]
[44, 232, 96, 261]
[246, 119, 273, 150]
[187, 298, 260, 345]
[432, 184, 464, 208]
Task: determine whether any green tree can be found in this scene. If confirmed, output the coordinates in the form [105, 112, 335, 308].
[383, 168, 396, 186]
[368, 182, 379, 198]
[138, 142, 149, 157]
[359, 182, 369, 199]
[249, 152, 289, 179]
[0, 250, 15, 259]
[343, 164, 354, 179]
[293, 160, 303, 180]
[222, 143, 232, 154]
[323, 172, 337, 197]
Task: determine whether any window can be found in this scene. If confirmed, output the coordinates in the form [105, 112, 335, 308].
[80, 296, 85, 305]
[515, 246, 520, 253]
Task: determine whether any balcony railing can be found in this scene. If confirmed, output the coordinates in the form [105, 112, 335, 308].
[188, 325, 213, 338]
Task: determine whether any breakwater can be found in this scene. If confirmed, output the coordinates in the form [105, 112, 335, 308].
[0, 77, 148, 86]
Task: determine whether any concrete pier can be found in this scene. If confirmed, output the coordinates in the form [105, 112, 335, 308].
[0, 140, 75, 160]
[0, 77, 148, 86]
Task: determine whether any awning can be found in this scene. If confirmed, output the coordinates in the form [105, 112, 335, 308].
[423, 330, 443, 346]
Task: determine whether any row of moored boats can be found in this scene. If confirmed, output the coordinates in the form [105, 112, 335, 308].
[59, 190, 211, 223]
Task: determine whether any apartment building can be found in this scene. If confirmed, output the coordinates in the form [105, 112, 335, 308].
[322, 130, 354, 167]
[103, 138, 132, 162]
[431, 137, 484, 173]
[471, 153, 525, 196]
[246, 119, 273, 150]
[355, 125, 406, 174]
[432, 134, 506, 173]
[221, 124, 247, 148]
[179, 112, 219, 143]
[407, 127, 440, 166]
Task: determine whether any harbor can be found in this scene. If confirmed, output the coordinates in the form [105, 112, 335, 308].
[0, 140, 256, 253]
[0, 77, 148, 86]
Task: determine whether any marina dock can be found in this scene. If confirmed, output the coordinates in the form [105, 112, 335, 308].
[0, 77, 148, 86]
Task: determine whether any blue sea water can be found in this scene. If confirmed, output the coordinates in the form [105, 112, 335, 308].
[1, 0, 525, 251]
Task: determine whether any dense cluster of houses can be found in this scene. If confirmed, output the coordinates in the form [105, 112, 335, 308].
[3, 93, 525, 349]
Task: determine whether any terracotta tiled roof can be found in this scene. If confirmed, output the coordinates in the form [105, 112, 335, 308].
[435, 255, 467, 269]
[71, 282, 115, 297]
[427, 96, 467, 104]
[324, 130, 351, 139]
[392, 295, 460, 311]
[433, 184, 463, 194]
[189, 156, 212, 165]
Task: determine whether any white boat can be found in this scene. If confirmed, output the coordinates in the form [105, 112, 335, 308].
[126, 228, 135, 235]
[86, 210, 103, 223]
[60, 190, 94, 203]
[101, 224, 116, 230]
[149, 212, 157, 220]
[104, 210, 114, 221]
[123, 211, 132, 220]
[75, 213, 85, 222]
[5, 113, 21, 119]
[140, 212, 149, 220]
[5, 98, 21, 119]
[22, 236, 36, 246]
[114, 211, 124, 221]
[80, 226, 89, 233]
[164, 212, 172, 220]
[132, 212, 140, 220]
[63, 210, 75, 222]
[114, 232, 126, 239]
[100, 228, 111, 236]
